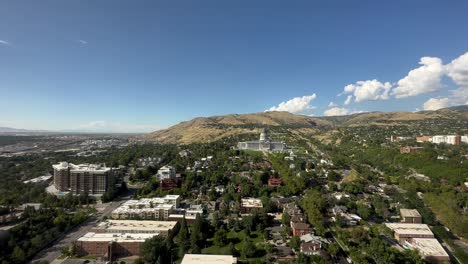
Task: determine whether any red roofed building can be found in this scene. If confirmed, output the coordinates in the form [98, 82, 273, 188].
[291, 222, 312, 237]
[160, 178, 180, 191]
[268, 178, 282, 187]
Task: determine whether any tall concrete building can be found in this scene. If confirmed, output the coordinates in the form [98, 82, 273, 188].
[53, 162, 114, 195]
[53, 162, 71, 191]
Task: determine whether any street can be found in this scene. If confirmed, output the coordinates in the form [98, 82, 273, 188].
[30, 197, 130, 264]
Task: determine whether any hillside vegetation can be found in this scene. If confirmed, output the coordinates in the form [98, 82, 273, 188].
[145, 106, 468, 144]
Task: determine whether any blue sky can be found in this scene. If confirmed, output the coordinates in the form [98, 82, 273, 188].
[1, 0, 467, 132]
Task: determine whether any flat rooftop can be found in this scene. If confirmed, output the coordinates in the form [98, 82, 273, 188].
[77, 232, 156, 243]
[53, 162, 111, 172]
[241, 198, 263, 208]
[97, 220, 177, 232]
[407, 238, 449, 258]
[400, 209, 421, 218]
[181, 254, 237, 264]
[385, 223, 433, 236]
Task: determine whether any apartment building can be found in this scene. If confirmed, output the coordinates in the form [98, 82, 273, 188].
[111, 195, 181, 220]
[53, 162, 113, 195]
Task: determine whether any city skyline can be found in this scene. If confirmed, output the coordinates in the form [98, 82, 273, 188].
[1, 1, 467, 132]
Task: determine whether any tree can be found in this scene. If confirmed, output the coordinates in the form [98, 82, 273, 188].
[11, 246, 25, 264]
[289, 236, 301, 251]
[214, 228, 228, 247]
[241, 238, 256, 258]
[191, 214, 207, 249]
[328, 171, 341, 182]
[282, 211, 291, 226]
[227, 242, 238, 257]
[328, 242, 340, 256]
[140, 236, 169, 263]
[301, 189, 327, 235]
[295, 253, 311, 264]
[357, 203, 371, 220]
[176, 217, 190, 254]
[212, 212, 221, 230]
[243, 215, 255, 234]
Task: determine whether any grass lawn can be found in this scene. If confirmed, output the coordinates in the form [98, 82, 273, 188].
[202, 230, 267, 257]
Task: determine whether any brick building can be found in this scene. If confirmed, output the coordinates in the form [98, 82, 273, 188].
[291, 222, 312, 237]
[75, 220, 177, 260]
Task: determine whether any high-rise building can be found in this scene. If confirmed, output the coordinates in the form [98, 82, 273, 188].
[53, 162, 71, 191]
[53, 162, 114, 195]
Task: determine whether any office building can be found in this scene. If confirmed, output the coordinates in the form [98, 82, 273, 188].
[75, 220, 177, 260]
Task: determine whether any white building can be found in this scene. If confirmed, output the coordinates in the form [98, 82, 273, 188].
[237, 128, 287, 152]
[462, 135, 468, 144]
[431, 135, 461, 145]
[404, 238, 450, 264]
[111, 195, 180, 220]
[241, 198, 263, 213]
[157, 165, 176, 180]
[181, 254, 237, 264]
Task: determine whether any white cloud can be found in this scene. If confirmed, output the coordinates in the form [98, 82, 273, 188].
[77, 39, 88, 45]
[0, 40, 10, 46]
[78, 120, 160, 133]
[344, 95, 352, 105]
[446, 52, 468, 87]
[328, 102, 337, 107]
[422, 87, 468, 111]
[350, 110, 366, 114]
[342, 79, 392, 102]
[266, 94, 317, 113]
[323, 107, 349, 116]
[423, 98, 451, 111]
[451, 87, 468, 103]
[392, 57, 445, 98]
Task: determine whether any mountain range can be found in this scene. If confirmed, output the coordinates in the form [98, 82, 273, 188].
[0, 127, 51, 133]
[144, 105, 468, 144]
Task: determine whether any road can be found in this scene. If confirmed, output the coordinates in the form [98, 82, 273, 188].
[30, 196, 130, 264]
